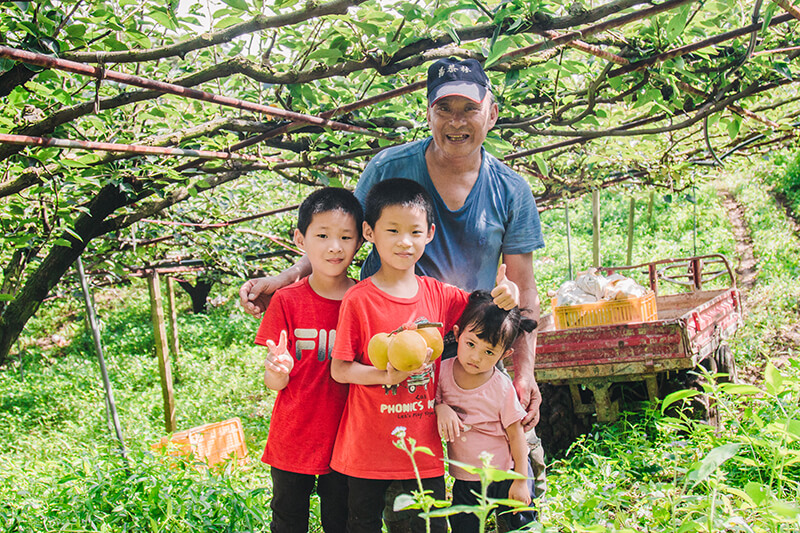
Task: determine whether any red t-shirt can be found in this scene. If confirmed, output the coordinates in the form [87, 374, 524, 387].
[255, 278, 349, 475]
[330, 276, 468, 480]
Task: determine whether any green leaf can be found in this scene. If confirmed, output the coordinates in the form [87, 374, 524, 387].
[661, 389, 700, 413]
[534, 155, 549, 176]
[727, 116, 741, 140]
[125, 30, 153, 49]
[214, 15, 243, 29]
[392, 493, 418, 511]
[744, 481, 768, 505]
[724, 485, 755, 505]
[492, 497, 530, 509]
[446, 459, 483, 474]
[486, 469, 527, 483]
[220, 0, 249, 11]
[60, 160, 90, 168]
[149, 10, 177, 31]
[762, 1, 778, 33]
[307, 48, 343, 63]
[774, 61, 793, 81]
[0, 294, 14, 302]
[687, 443, 741, 487]
[767, 419, 800, 442]
[425, 504, 483, 517]
[718, 383, 762, 396]
[770, 500, 800, 518]
[429, 3, 473, 26]
[634, 88, 662, 109]
[666, 5, 690, 43]
[53, 238, 74, 247]
[764, 361, 784, 395]
[444, 24, 461, 45]
[485, 35, 514, 68]
[103, 35, 128, 51]
[414, 446, 434, 456]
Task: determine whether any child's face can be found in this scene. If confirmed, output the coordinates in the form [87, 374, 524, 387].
[363, 204, 434, 273]
[294, 210, 361, 280]
[454, 324, 513, 377]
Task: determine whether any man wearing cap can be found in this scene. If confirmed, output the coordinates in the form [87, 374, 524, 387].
[240, 56, 547, 513]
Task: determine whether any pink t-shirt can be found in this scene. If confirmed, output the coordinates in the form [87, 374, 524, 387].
[255, 278, 349, 475]
[436, 357, 526, 481]
[330, 276, 468, 480]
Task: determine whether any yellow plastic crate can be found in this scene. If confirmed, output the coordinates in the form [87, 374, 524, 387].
[552, 290, 658, 330]
[152, 417, 248, 468]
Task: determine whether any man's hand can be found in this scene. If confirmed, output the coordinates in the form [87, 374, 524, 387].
[239, 277, 281, 317]
[490, 264, 520, 310]
[515, 374, 542, 430]
[503, 252, 541, 430]
[240, 257, 312, 317]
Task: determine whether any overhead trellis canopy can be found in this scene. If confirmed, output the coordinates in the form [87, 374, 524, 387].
[0, 0, 799, 361]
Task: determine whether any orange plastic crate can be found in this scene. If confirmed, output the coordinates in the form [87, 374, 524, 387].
[552, 290, 658, 330]
[152, 417, 248, 468]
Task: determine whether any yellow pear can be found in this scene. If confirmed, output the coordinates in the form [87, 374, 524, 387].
[416, 327, 444, 361]
[387, 330, 428, 372]
[367, 332, 391, 370]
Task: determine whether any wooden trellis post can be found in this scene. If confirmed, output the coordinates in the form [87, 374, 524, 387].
[148, 270, 176, 433]
[627, 196, 636, 265]
[592, 189, 601, 267]
[166, 277, 180, 362]
[565, 202, 574, 280]
[76, 256, 128, 462]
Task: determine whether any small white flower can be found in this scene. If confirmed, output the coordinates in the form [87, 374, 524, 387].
[391, 426, 407, 439]
[478, 451, 494, 465]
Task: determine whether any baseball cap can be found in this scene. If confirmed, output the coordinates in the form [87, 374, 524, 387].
[427, 57, 492, 106]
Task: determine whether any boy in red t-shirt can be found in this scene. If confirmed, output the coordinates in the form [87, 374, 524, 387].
[255, 187, 363, 533]
[329, 178, 520, 533]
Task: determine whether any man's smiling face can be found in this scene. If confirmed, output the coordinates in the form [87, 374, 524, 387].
[426, 94, 498, 161]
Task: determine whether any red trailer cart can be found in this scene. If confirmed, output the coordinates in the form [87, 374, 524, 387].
[532, 255, 742, 456]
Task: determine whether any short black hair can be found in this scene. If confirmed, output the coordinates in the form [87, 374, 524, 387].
[364, 178, 434, 229]
[454, 290, 537, 352]
[296, 186, 364, 235]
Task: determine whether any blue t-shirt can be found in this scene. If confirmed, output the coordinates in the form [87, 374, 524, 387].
[354, 137, 544, 292]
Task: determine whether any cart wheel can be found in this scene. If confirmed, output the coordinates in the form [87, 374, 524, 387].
[537, 383, 589, 459]
[660, 369, 719, 427]
[713, 344, 738, 384]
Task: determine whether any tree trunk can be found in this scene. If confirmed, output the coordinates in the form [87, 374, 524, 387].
[177, 278, 215, 314]
[0, 64, 36, 97]
[0, 183, 129, 365]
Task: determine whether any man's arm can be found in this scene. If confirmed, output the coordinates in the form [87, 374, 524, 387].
[239, 256, 312, 317]
[503, 252, 541, 430]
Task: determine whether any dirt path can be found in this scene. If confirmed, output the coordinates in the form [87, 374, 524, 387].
[718, 188, 758, 293]
[718, 185, 800, 380]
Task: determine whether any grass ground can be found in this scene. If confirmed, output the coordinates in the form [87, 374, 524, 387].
[1, 157, 798, 531]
